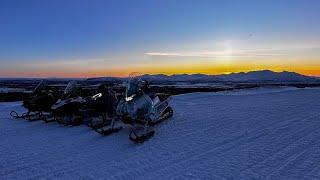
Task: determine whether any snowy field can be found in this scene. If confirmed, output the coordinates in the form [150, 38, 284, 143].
[1, 87, 320, 179]
[0, 87, 26, 93]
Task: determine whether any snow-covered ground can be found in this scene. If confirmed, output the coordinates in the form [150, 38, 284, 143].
[1, 88, 320, 179]
[0, 87, 26, 93]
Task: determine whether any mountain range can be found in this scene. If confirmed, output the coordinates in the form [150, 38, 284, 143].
[87, 70, 319, 83]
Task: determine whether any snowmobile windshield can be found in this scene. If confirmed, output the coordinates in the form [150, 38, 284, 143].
[126, 78, 139, 101]
[64, 81, 77, 95]
[33, 80, 46, 94]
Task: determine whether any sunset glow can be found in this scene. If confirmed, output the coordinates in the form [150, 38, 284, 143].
[0, 1, 319, 77]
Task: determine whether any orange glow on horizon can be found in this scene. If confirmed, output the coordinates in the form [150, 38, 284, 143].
[1, 64, 319, 78]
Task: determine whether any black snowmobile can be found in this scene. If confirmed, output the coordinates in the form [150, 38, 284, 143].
[97, 76, 173, 143]
[10, 80, 57, 121]
[83, 84, 118, 130]
[51, 81, 86, 126]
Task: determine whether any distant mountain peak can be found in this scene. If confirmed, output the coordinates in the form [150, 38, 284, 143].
[85, 70, 318, 83]
[217, 70, 312, 82]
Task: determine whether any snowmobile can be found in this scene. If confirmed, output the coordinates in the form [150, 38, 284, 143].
[83, 84, 118, 130]
[10, 80, 57, 121]
[97, 75, 173, 143]
[51, 81, 86, 126]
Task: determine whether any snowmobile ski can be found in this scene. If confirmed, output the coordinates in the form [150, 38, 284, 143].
[97, 126, 123, 135]
[148, 107, 173, 126]
[10, 111, 48, 122]
[129, 130, 155, 144]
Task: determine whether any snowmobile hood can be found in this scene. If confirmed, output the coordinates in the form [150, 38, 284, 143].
[51, 96, 85, 110]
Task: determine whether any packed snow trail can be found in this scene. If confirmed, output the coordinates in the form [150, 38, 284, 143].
[1, 88, 320, 179]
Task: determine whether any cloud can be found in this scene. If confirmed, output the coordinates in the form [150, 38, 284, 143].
[145, 41, 320, 59]
[145, 53, 181, 56]
[145, 50, 285, 58]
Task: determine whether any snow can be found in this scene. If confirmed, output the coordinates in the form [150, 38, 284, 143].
[1, 88, 320, 179]
[0, 87, 26, 93]
[212, 86, 300, 95]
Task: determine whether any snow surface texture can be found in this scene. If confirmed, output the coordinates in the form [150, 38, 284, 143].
[211, 86, 300, 96]
[1, 88, 320, 179]
[0, 87, 25, 93]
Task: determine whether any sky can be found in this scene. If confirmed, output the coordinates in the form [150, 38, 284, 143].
[0, 0, 320, 77]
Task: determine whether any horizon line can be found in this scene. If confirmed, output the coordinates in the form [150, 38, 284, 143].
[0, 70, 319, 79]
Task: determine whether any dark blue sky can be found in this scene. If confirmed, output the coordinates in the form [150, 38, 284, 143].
[1, 0, 320, 77]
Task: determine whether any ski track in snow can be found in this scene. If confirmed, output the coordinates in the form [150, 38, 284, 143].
[1, 88, 320, 179]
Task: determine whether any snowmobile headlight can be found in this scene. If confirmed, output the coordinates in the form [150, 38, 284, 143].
[125, 94, 135, 102]
[92, 93, 102, 100]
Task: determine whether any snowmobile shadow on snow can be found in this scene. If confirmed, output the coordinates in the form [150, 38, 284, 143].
[96, 75, 174, 144]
